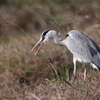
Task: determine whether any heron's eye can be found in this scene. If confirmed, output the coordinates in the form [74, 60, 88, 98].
[42, 36, 45, 41]
[66, 34, 69, 37]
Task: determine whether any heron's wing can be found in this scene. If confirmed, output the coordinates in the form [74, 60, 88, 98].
[82, 33, 100, 56]
[87, 37, 100, 53]
[67, 32, 100, 61]
[87, 44, 97, 57]
[74, 32, 100, 54]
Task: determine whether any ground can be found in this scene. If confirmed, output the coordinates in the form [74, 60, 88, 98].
[0, 1, 100, 100]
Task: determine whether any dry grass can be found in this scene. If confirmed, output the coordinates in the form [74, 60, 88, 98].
[0, 29, 100, 100]
[0, 1, 100, 100]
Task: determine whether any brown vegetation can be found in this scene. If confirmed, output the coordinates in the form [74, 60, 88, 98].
[0, 0, 100, 100]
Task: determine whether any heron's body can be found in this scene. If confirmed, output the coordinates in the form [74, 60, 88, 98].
[31, 30, 100, 80]
[60, 30, 100, 70]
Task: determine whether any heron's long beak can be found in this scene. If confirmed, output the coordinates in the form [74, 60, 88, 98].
[30, 39, 44, 55]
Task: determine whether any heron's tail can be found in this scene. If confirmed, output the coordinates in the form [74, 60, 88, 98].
[91, 63, 100, 70]
[91, 53, 100, 70]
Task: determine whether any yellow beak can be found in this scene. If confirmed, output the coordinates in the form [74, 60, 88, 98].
[30, 40, 44, 55]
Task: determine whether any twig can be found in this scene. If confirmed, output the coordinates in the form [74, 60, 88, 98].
[27, 93, 41, 100]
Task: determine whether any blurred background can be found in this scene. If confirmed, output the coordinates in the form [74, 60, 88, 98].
[0, 0, 100, 100]
[0, 0, 100, 35]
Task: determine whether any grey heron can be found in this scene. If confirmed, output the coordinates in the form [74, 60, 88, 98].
[31, 30, 100, 80]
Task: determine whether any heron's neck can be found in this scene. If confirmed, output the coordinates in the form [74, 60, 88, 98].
[49, 32, 67, 47]
[54, 37, 67, 47]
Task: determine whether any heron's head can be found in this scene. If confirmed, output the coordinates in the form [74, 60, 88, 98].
[30, 30, 59, 55]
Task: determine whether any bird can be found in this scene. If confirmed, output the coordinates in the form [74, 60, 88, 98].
[31, 30, 100, 81]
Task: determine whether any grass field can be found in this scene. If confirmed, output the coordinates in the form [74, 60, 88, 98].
[0, 0, 100, 100]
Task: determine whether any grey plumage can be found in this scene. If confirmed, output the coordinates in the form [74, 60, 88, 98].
[31, 30, 100, 79]
[65, 30, 100, 70]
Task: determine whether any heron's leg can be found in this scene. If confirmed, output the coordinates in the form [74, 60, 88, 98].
[73, 57, 77, 81]
[84, 69, 86, 81]
[83, 63, 87, 81]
